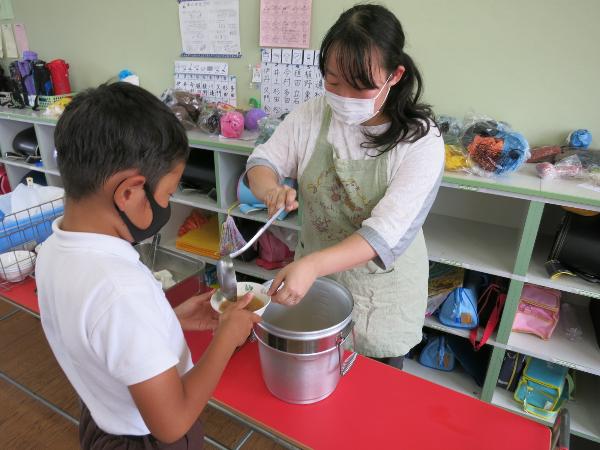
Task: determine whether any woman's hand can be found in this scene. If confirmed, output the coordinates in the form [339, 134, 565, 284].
[268, 257, 319, 305]
[264, 185, 298, 218]
[174, 290, 219, 331]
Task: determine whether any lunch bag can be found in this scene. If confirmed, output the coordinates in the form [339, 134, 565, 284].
[438, 287, 478, 329]
[514, 357, 573, 421]
[418, 335, 456, 372]
[255, 230, 294, 270]
[512, 284, 561, 340]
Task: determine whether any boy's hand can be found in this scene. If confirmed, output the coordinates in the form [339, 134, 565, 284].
[174, 290, 219, 331]
[215, 293, 261, 347]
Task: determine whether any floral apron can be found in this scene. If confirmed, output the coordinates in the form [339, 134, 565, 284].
[296, 106, 428, 357]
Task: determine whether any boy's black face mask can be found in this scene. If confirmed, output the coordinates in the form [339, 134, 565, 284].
[115, 183, 171, 243]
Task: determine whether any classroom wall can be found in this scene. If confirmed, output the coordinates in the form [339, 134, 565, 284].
[11, 0, 600, 146]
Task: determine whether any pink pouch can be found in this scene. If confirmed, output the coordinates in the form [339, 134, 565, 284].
[512, 284, 561, 340]
[256, 230, 294, 270]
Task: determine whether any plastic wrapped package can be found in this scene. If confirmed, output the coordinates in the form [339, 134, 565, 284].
[438, 115, 463, 145]
[255, 116, 282, 145]
[198, 103, 223, 135]
[161, 89, 204, 130]
[444, 144, 471, 172]
[459, 114, 530, 177]
[536, 155, 584, 180]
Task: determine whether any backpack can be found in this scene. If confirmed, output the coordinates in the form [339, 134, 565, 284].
[512, 284, 561, 340]
[547, 212, 600, 283]
[256, 230, 294, 270]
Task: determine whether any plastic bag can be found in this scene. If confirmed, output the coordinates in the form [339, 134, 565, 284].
[536, 155, 584, 180]
[220, 214, 247, 256]
[459, 114, 530, 177]
[161, 89, 204, 130]
[255, 116, 282, 145]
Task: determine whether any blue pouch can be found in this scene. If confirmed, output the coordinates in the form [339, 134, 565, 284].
[418, 336, 456, 372]
[438, 287, 478, 329]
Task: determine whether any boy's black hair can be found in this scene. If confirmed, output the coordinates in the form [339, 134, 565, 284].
[319, 4, 437, 154]
[55, 82, 190, 200]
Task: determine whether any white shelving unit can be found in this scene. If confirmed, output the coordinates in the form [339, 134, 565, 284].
[492, 371, 600, 443]
[404, 358, 481, 399]
[1, 107, 600, 445]
[227, 206, 300, 231]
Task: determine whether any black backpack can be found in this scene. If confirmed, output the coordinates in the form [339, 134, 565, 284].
[547, 212, 600, 283]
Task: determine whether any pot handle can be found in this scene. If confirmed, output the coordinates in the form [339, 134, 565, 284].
[337, 321, 358, 377]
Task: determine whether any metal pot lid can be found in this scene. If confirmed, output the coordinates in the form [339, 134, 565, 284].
[258, 277, 354, 341]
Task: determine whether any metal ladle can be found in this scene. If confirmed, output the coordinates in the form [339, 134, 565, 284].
[216, 207, 285, 301]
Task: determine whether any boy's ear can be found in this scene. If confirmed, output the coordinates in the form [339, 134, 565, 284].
[113, 174, 147, 212]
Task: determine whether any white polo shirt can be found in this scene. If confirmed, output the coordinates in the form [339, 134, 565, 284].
[37, 219, 193, 436]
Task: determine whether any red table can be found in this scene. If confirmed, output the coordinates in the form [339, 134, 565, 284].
[186, 331, 550, 450]
[1, 280, 550, 450]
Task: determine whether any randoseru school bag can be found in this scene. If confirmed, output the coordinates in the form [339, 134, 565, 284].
[547, 212, 600, 283]
[438, 287, 478, 329]
[418, 335, 456, 372]
[514, 357, 573, 421]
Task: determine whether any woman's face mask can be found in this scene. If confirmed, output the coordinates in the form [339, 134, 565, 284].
[324, 73, 393, 126]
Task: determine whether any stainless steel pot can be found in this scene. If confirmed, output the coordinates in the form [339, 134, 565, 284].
[254, 278, 357, 404]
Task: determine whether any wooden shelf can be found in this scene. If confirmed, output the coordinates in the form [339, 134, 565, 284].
[403, 358, 481, 399]
[423, 315, 499, 348]
[506, 303, 600, 376]
[527, 235, 600, 300]
[492, 375, 600, 443]
[424, 213, 520, 279]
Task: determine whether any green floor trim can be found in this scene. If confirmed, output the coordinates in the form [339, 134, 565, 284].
[512, 201, 545, 276]
[481, 346, 506, 402]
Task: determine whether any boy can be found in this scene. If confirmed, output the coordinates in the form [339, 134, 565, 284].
[37, 82, 259, 448]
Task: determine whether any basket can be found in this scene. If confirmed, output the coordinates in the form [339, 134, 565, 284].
[0, 195, 64, 286]
[28, 93, 74, 109]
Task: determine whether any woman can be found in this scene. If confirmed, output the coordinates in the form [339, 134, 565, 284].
[247, 4, 444, 367]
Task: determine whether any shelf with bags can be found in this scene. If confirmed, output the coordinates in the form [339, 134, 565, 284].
[423, 315, 500, 349]
[0, 157, 60, 176]
[403, 358, 481, 399]
[491, 371, 600, 443]
[526, 234, 600, 300]
[505, 295, 600, 377]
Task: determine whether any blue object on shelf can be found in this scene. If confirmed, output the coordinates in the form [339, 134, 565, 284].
[567, 129, 592, 149]
[237, 172, 296, 220]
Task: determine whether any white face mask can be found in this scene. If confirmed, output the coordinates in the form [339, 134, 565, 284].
[324, 73, 393, 126]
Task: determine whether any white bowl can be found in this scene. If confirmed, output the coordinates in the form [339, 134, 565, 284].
[0, 251, 36, 282]
[211, 282, 271, 316]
